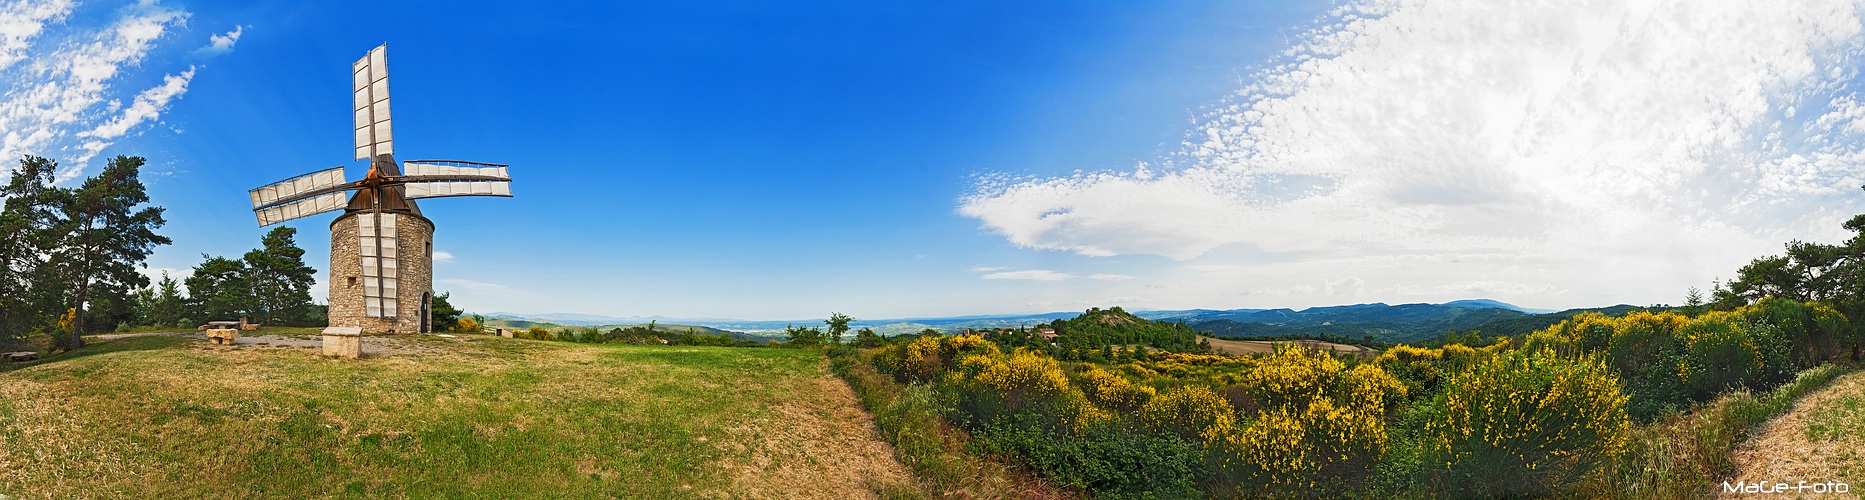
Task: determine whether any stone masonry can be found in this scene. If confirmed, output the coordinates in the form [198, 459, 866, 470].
[329, 211, 434, 334]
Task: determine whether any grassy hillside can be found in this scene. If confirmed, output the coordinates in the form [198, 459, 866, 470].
[0, 334, 917, 498]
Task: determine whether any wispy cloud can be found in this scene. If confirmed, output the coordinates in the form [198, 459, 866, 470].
[979, 269, 1137, 282]
[438, 278, 508, 291]
[982, 269, 1075, 281]
[432, 250, 455, 262]
[78, 66, 194, 149]
[194, 25, 241, 55]
[960, 0, 1865, 308]
[0, 0, 197, 181]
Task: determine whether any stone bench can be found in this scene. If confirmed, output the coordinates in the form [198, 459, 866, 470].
[322, 327, 362, 359]
[3, 351, 39, 362]
[205, 329, 239, 345]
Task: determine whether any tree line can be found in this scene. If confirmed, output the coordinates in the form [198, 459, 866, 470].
[1, 154, 334, 352]
[179, 226, 321, 328]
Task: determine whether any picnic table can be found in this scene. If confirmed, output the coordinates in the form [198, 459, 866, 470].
[205, 321, 241, 345]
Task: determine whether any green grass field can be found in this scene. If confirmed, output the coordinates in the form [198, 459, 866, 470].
[0, 334, 918, 498]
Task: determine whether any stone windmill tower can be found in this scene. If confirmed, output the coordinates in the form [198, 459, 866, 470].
[247, 44, 513, 335]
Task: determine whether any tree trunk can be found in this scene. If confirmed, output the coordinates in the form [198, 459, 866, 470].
[68, 238, 97, 350]
[69, 278, 87, 349]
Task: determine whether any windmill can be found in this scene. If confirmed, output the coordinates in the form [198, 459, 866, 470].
[247, 44, 512, 334]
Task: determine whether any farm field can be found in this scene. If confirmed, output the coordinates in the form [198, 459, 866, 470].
[0, 334, 918, 498]
[1197, 335, 1373, 358]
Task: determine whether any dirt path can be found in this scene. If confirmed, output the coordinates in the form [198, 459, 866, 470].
[1722, 370, 1865, 498]
[714, 360, 920, 498]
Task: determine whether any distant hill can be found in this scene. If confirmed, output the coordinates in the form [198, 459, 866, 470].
[1440, 299, 1555, 314]
[1188, 303, 1531, 344]
[481, 299, 1576, 344]
[481, 316, 764, 340]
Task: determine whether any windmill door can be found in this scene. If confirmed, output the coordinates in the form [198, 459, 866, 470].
[421, 291, 431, 333]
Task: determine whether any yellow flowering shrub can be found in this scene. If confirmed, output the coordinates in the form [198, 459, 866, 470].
[948, 348, 1081, 426]
[1239, 345, 1345, 411]
[1074, 364, 1156, 414]
[869, 333, 1004, 384]
[1423, 348, 1630, 497]
[1139, 385, 1232, 441]
[899, 334, 947, 383]
[1202, 345, 1404, 493]
[1376, 345, 1446, 395]
[57, 307, 75, 331]
[1118, 351, 1256, 385]
[1605, 310, 1686, 374]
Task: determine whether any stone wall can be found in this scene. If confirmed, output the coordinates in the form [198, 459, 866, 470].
[329, 211, 434, 334]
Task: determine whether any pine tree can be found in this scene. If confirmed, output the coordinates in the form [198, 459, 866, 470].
[186, 255, 249, 322]
[151, 271, 184, 328]
[430, 291, 462, 332]
[244, 226, 317, 325]
[49, 156, 169, 348]
[0, 156, 64, 340]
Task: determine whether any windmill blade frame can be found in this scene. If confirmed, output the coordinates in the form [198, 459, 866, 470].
[353, 44, 392, 160]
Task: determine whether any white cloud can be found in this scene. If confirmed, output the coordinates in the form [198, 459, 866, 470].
[982, 269, 1075, 281]
[432, 250, 455, 262]
[960, 0, 1865, 309]
[79, 66, 193, 141]
[0, 0, 194, 181]
[195, 25, 240, 55]
[0, 0, 74, 71]
[1087, 274, 1135, 281]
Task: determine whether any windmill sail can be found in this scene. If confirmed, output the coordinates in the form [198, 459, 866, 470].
[401, 160, 513, 199]
[358, 213, 399, 318]
[250, 167, 347, 208]
[255, 192, 349, 226]
[353, 44, 392, 160]
[401, 161, 509, 179]
[249, 167, 349, 225]
[402, 160, 514, 199]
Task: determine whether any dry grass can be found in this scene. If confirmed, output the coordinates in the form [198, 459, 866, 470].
[0, 334, 918, 498]
[1722, 369, 1865, 498]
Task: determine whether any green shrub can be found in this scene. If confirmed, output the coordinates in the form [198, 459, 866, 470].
[1675, 312, 1776, 399]
[974, 414, 1200, 499]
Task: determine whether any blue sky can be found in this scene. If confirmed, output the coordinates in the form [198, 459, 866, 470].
[8, 1, 1865, 321]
